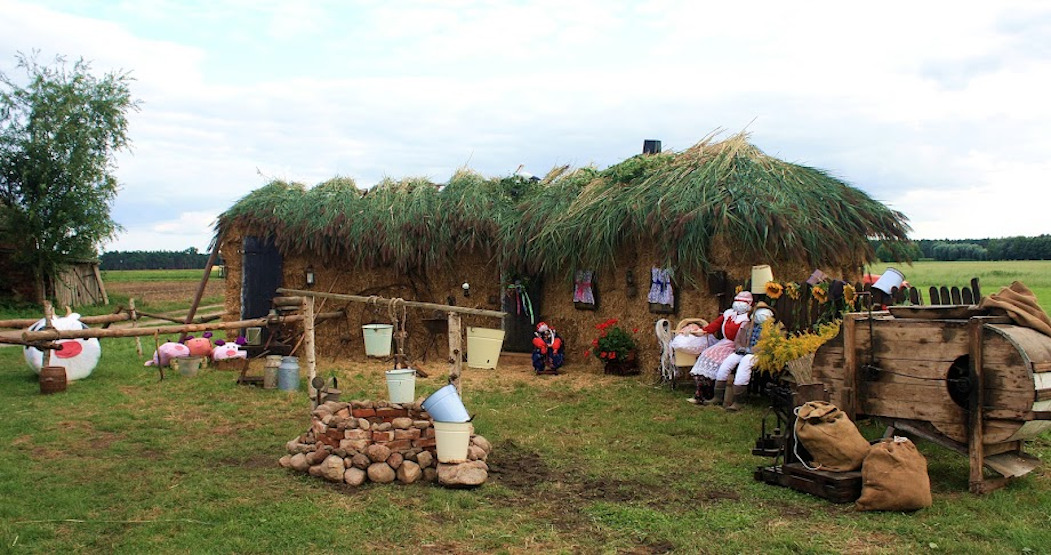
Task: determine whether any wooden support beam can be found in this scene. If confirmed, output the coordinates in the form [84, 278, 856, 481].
[20, 312, 344, 342]
[843, 314, 858, 421]
[304, 295, 317, 398]
[276, 288, 506, 319]
[968, 317, 988, 494]
[448, 312, 462, 395]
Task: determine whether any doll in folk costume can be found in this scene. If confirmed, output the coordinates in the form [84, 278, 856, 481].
[688, 291, 753, 405]
[532, 321, 565, 374]
[715, 302, 774, 411]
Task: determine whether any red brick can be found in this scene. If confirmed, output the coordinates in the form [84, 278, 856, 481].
[376, 408, 408, 419]
[345, 429, 369, 440]
[371, 431, 394, 442]
[352, 408, 376, 418]
[413, 438, 437, 448]
[386, 439, 411, 451]
[394, 428, 420, 440]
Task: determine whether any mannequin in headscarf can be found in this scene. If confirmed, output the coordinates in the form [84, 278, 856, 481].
[688, 291, 753, 405]
[716, 302, 775, 411]
[532, 321, 564, 374]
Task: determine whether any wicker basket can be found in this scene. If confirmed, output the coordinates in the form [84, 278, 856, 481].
[785, 353, 816, 384]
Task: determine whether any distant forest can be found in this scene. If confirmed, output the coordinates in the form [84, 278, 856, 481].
[101, 235, 1051, 270]
[874, 235, 1051, 262]
[100, 248, 219, 270]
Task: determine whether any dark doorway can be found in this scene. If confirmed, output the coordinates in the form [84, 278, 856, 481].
[242, 236, 283, 344]
[502, 275, 543, 352]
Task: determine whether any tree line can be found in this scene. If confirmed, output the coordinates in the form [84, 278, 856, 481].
[100, 248, 217, 270]
[874, 235, 1051, 261]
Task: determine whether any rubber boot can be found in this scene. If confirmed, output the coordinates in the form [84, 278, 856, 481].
[706, 380, 726, 406]
[725, 385, 747, 412]
[687, 377, 703, 404]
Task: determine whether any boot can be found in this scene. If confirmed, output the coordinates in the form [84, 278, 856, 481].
[706, 381, 726, 406]
[687, 377, 704, 404]
[725, 385, 747, 412]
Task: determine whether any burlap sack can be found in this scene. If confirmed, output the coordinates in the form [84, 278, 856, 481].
[856, 437, 932, 511]
[793, 401, 870, 472]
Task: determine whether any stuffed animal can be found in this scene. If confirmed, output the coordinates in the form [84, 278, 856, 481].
[211, 339, 247, 361]
[184, 333, 214, 358]
[23, 313, 102, 381]
[145, 342, 191, 368]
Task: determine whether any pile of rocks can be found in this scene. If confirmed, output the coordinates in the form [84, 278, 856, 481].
[278, 399, 492, 488]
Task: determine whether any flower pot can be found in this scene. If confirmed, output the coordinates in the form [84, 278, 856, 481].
[603, 351, 639, 376]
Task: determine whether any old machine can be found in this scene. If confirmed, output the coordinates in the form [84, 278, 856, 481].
[755, 297, 1051, 497]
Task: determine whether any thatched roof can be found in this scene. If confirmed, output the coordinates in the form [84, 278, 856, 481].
[215, 133, 910, 277]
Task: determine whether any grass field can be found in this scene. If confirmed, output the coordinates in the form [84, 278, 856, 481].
[867, 260, 1051, 310]
[1, 262, 1050, 552]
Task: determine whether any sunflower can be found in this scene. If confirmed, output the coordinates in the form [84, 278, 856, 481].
[812, 284, 829, 304]
[765, 281, 784, 299]
[843, 283, 857, 307]
[785, 282, 801, 301]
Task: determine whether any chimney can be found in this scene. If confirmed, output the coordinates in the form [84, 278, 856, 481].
[642, 139, 662, 155]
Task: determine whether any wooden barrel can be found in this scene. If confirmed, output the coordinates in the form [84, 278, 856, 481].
[812, 316, 1051, 445]
[39, 366, 67, 394]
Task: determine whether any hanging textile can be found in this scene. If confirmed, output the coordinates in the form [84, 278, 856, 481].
[573, 270, 597, 310]
[507, 281, 536, 324]
[648, 267, 675, 314]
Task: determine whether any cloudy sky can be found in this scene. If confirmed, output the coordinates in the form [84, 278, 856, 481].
[2, 0, 1049, 252]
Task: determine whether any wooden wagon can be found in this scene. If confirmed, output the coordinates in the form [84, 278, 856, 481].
[809, 305, 1051, 493]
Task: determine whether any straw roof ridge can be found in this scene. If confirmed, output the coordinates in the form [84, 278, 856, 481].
[216, 133, 911, 276]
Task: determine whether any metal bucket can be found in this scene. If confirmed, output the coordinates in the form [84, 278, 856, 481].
[39, 366, 67, 394]
[277, 356, 300, 392]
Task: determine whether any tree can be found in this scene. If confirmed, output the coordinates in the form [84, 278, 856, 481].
[0, 52, 138, 301]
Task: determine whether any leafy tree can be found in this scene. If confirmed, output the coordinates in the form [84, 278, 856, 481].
[0, 52, 138, 301]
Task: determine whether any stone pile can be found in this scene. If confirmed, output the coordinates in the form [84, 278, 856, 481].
[278, 399, 492, 488]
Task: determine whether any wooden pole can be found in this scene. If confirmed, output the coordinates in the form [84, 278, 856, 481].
[304, 295, 317, 398]
[969, 316, 988, 494]
[843, 313, 858, 421]
[277, 288, 506, 319]
[448, 312, 462, 394]
[180, 239, 222, 343]
[20, 312, 343, 342]
[130, 298, 143, 358]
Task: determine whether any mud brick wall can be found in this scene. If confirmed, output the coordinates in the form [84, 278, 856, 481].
[278, 399, 492, 487]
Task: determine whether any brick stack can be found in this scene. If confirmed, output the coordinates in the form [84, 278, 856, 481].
[278, 399, 492, 487]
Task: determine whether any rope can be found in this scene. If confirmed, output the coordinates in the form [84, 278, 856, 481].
[387, 298, 408, 368]
[792, 406, 821, 471]
[655, 318, 675, 384]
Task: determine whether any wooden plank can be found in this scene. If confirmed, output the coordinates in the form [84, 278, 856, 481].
[1033, 362, 1051, 372]
[304, 295, 317, 398]
[984, 452, 1041, 478]
[951, 286, 963, 305]
[940, 287, 951, 305]
[92, 262, 109, 305]
[929, 286, 941, 305]
[277, 288, 507, 319]
[969, 318, 986, 494]
[962, 287, 974, 305]
[843, 313, 857, 420]
[909, 287, 921, 305]
[860, 385, 966, 424]
[971, 277, 982, 302]
[983, 441, 1020, 457]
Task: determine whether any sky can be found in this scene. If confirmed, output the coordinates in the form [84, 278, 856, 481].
[2, 0, 1050, 252]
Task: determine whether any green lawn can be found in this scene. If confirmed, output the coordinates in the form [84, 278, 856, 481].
[99, 267, 221, 283]
[0, 337, 1049, 553]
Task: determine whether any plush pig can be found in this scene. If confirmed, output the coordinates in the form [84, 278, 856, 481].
[184, 334, 214, 358]
[145, 342, 191, 368]
[24, 313, 102, 381]
[211, 340, 247, 361]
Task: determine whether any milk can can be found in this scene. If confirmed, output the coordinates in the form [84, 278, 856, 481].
[277, 356, 300, 392]
[263, 355, 282, 389]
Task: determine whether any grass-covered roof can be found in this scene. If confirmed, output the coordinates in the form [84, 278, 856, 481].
[216, 133, 910, 277]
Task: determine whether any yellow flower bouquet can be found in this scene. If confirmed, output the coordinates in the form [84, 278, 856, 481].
[753, 320, 841, 378]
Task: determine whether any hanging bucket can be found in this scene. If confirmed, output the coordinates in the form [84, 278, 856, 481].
[750, 264, 774, 294]
[872, 268, 905, 296]
[466, 327, 505, 369]
[423, 384, 470, 422]
[39, 366, 67, 394]
[433, 421, 472, 463]
[385, 368, 416, 404]
[277, 356, 300, 392]
[263, 355, 282, 389]
[175, 356, 202, 377]
[362, 324, 394, 357]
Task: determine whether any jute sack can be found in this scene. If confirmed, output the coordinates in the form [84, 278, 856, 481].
[793, 401, 870, 472]
[856, 437, 932, 511]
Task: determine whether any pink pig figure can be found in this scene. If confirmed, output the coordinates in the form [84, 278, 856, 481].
[211, 342, 247, 361]
[185, 336, 213, 358]
[145, 342, 191, 367]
